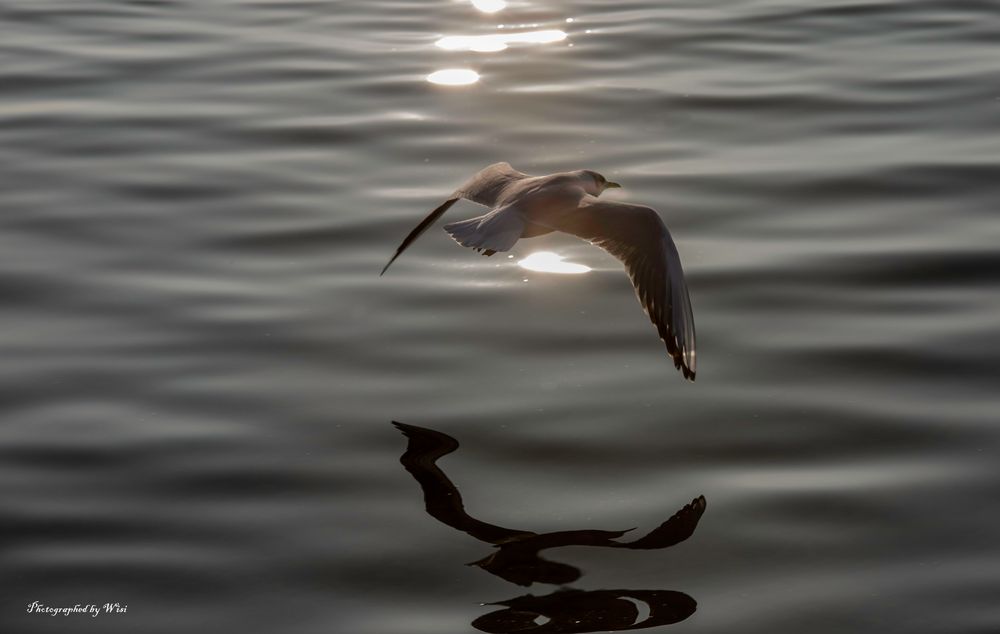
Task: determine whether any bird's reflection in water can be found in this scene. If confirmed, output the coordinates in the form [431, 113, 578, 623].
[473, 589, 696, 634]
[394, 422, 706, 632]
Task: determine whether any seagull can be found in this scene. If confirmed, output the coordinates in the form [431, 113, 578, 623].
[380, 162, 697, 380]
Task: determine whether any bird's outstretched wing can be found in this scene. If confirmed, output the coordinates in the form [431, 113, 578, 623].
[548, 198, 697, 380]
[380, 197, 459, 276]
[380, 162, 530, 275]
[455, 161, 529, 207]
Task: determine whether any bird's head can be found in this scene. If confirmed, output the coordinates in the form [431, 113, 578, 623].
[579, 170, 621, 196]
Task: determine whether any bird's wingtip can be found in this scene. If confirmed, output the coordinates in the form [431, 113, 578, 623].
[671, 352, 696, 382]
[379, 256, 397, 277]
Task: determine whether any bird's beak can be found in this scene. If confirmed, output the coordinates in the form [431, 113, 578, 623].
[605, 181, 622, 189]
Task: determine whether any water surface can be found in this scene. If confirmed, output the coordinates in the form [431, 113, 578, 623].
[2, 0, 999, 632]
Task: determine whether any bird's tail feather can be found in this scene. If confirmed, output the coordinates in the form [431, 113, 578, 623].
[444, 208, 524, 255]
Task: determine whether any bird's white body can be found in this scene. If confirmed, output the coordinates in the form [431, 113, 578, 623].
[382, 163, 697, 380]
[444, 169, 603, 254]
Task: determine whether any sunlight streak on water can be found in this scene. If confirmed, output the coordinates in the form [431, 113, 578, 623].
[435, 30, 567, 53]
[518, 252, 591, 274]
[426, 69, 480, 85]
[470, 0, 506, 13]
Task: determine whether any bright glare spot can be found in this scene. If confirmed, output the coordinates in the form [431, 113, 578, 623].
[566, 17, 574, 23]
[518, 252, 591, 274]
[438, 35, 507, 52]
[426, 69, 480, 85]
[435, 29, 567, 53]
[471, 0, 506, 13]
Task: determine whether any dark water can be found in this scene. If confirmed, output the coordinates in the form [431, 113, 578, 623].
[3, 0, 999, 632]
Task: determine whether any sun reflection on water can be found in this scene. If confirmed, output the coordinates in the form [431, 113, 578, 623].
[518, 252, 591, 274]
[436, 29, 567, 53]
[426, 69, 480, 85]
[470, 0, 506, 13]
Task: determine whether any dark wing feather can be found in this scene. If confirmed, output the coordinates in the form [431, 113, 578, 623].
[550, 198, 697, 380]
[380, 162, 529, 275]
[380, 197, 458, 276]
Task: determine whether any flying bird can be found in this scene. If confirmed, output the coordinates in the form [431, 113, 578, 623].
[380, 162, 697, 380]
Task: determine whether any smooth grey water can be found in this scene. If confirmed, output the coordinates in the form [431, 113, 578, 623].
[2, 0, 999, 632]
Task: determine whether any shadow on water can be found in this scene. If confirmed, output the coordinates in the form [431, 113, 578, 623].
[393, 422, 705, 633]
